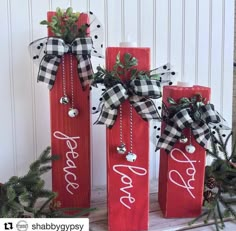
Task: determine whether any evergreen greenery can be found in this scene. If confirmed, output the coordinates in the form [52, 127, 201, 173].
[190, 130, 236, 230]
[93, 52, 161, 88]
[40, 7, 89, 43]
[0, 147, 94, 218]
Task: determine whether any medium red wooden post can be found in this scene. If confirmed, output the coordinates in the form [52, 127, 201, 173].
[158, 85, 210, 217]
[48, 12, 91, 211]
[106, 47, 150, 231]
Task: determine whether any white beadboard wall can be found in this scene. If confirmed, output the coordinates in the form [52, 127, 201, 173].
[0, 0, 234, 190]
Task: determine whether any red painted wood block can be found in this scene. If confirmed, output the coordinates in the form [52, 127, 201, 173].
[106, 47, 150, 231]
[47, 12, 90, 211]
[158, 85, 211, 218]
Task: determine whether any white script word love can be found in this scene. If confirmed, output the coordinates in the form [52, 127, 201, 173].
[168, 148, 197, 199]
[113, 164, 147, 209]
[53, 131, 80, 195]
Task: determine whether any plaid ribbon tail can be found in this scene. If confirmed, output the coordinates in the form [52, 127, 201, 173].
[155, 121, 182, 153]
[93, 104, 118, 128]
[129, 95, 161, 120]
[191, 121, 210, 149]
[37, 55, 61, 89]
[76, 54, 94, 89]
[155, 108, 193, 153]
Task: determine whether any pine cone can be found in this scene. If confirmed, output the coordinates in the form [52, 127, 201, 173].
[204, 190, 215, 202]
[206, 176, 217, 189]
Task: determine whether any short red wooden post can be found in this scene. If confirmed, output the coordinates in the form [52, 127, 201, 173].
[48, 12, 91, 211]
[106, 47, 150, 231]
[158, 85, 210, 217]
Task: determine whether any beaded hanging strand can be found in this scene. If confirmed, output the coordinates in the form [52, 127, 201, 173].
[59, 54, 79, 118]
[116, 105, 127, 154]
[59, 56, 70, 105]
[68, 54, 79, 118]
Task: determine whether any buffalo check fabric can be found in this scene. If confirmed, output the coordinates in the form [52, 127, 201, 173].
[103, 84, 129, 109]
[156, 104, 226, 153]
[37, 37, 93, 89]
[94, 105, 118, 128]
[130, 79, 162, 98]
[94, 80, 162, 128]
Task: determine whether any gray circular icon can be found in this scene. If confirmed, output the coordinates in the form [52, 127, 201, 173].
[16, 220, 28, 231]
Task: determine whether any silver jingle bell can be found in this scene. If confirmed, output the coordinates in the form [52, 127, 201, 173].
[179, 136, 188, 144]
[117, 143, 126, 154]
[60, 96, 70, 104]
[68, 108, 79, 118]
[185, 144, 196, 154]
[126, 152, 137, 162]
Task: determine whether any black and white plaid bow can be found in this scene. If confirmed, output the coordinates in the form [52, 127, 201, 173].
[156, 104, 226, 153]
[94, 79, 162, 128]
[36, 37, 93, 89]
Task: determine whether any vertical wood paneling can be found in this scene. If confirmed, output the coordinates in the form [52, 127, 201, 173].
[51, 0, 69, 10]
[0, 0, 16, 182]
[10, 0, 35, 176]
[71, 0, 88, 13]
[223, 0, 234, 123]
[124, 0, 138, 43]
[107, 0, 122, 46]
[90, 0, 106, 186]
[170, 0, 183, 81]
[156, 1, 169, 67]
[31, 0, 51, 189]
[210, 0, 223, 110]
[197, 0, 210, 86]
[184, 0, 197, 84]
[0, 0, 234, 188]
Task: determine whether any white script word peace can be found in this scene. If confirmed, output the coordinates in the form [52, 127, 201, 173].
[168, 148, 197, 199]
[113, 164, 147, 209]
[53, 131, 80, 195]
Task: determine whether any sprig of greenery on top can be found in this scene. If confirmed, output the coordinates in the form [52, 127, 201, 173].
[164, 93, 207, 121]
[40, 7, 89, 43]
[190, 130, 236, 230]
[93, 52, 161, 88]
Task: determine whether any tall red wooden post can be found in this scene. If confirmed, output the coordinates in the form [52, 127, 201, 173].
[48, 12, 91, 211]
[158, 85, 210, 217]
[106, 47, 150, 231]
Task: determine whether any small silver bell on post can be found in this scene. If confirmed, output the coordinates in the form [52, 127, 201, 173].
[126, 152, 137, 162]
[185, 144, 196, 154]
[68, 108, 79, 118]
[117, 143, 126, 154]
[60, 96, 70, 104]
[179, 136, 188, 144]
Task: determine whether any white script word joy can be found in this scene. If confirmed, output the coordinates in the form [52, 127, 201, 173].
[168, 148, 198, 199]
[53, 131, 80, 195]
[113, 165, 147, 209]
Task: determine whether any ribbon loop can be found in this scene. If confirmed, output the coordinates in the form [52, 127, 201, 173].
[102, 84, 129, 109]
[37, 37, 94, 89]
[173, 108, 193, 130]
[46, 37, 66, 56]
[130, 79, 161, 98]
[156, 103, 228, 153]
[94, 79, 162, 128]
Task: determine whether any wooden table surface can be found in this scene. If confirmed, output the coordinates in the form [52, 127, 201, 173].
[89, 186, 235, 231]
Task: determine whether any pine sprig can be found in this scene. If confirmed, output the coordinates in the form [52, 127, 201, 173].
[92, 52, 161, 88]
[0, 147, 55, 217]
[191, 130, 236, 230]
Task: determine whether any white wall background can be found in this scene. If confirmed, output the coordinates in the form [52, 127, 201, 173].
[0, 0, 234, 190]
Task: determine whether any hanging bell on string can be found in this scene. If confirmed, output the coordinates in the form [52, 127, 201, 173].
[68, 108, 79, 118]
[117, 143, 126, 154]
[60, 96, 70, 105]
[185, 144, 196, 154]
[179, 135, 188, 144]
[126, 152, 137, 162]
